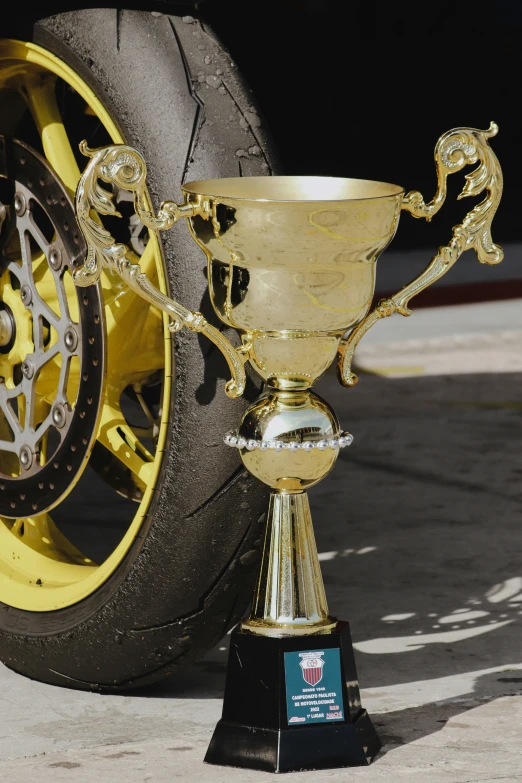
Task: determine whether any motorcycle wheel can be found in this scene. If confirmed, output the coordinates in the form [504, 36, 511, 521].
[0, 8, 277, 691]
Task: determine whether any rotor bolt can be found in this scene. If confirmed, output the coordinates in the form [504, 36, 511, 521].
[19, 446, 33, 471]
[52, 403, 66, 429]
[20, 285, 32, 306]
[49, 246, 62, 271]
[21, 359, 34, 379]
[14, 192, 26, 217]
[64, 327, 78, 352]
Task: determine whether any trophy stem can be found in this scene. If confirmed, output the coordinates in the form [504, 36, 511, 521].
[242, 490, 336, 636]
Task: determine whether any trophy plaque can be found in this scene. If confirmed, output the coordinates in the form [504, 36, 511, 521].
[75, 123, 503, 773]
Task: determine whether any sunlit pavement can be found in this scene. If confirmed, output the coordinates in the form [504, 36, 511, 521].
[2, 297, 522, 782]
[356, 297, 522, 378]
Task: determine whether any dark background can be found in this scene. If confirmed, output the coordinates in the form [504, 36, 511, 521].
[8, 0, 521, 253]
[205, 0, 520, 252]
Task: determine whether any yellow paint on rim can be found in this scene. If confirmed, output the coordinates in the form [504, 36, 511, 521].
[0, 40, 171, 611]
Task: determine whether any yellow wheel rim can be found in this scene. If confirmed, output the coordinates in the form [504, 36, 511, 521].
[0, 40, 171, 611]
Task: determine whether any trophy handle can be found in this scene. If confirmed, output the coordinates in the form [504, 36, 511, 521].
[74, 142, 246, 399]
[338, 122, 503, 387]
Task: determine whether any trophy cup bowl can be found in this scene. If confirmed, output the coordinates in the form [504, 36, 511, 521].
[187, 175, 402, 383]
[74, 123, 503, 772]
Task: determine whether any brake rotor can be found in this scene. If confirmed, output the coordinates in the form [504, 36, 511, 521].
[0, 135, 105, 517]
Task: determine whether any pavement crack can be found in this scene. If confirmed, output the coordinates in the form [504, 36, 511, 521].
[458, 777, 522, 783]
[116, 8, 122, 52]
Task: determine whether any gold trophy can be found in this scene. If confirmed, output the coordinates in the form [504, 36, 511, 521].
[75, 123, 502, 773]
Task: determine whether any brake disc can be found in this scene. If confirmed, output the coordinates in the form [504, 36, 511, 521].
[0, 135, 105, 517]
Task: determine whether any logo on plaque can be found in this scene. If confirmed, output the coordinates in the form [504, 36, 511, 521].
[299, 651, 325, 686]
[285, 648, 345, 725]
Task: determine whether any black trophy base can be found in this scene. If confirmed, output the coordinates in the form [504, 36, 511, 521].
[205, 621, 381, 773]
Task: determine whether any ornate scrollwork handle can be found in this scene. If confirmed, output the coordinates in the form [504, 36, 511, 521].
[338, 122, 503, 387]
[74, 142, 246, 399]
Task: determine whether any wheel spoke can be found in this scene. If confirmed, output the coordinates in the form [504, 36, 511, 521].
[133, 382, 159, 435]
[23, 75, 81, 193]
[97, 398, 155, 486]
[103, 239, 166, 384]
[0, 385, 23, 438]
[95, 238, 166, 483]
[5, 512, 97, 577]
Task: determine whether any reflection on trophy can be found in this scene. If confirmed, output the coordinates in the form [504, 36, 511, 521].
[75, 123, 502, 773]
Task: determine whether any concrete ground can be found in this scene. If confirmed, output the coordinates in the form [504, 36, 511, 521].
[2, 295, 522, 782]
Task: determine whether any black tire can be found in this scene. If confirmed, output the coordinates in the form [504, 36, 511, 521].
[0, 9, 279, 691]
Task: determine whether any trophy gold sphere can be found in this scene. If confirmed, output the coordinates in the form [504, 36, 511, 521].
[238, 390, 339, 491]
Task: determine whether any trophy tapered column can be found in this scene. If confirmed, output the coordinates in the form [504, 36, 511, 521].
[242, 491, 335, 636]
